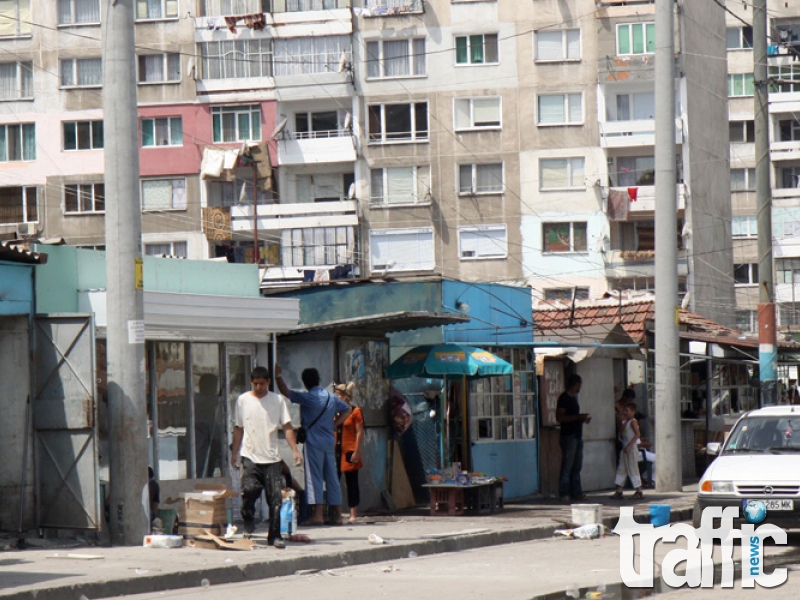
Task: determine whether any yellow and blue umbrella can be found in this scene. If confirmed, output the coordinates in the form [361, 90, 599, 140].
[386, 344, 512, 379]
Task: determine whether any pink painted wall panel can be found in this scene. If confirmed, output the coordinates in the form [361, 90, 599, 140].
[138, 101, 277, 178]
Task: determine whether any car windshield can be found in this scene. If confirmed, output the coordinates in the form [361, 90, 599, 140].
[723, 416, 800, 454]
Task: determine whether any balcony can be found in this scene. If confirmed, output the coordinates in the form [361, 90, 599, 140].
[277, 131, 356, 165]
[230, 199, 358, 233]
[198, 0, 351, 17]
[362, 0, 424, 17]
[595, 0, 654, 19]
[599, 118, 683, 148]
[604, 248, 688, 279]
[771, 141, 800, 162]
[606, 184, 686, 218]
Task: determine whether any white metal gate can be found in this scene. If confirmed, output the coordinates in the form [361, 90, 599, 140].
[33, 314, 99, 530]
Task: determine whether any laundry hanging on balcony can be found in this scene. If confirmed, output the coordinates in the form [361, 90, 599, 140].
[607, 189, 629, 221]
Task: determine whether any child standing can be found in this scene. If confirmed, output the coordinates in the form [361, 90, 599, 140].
[610, 402, 644, 500]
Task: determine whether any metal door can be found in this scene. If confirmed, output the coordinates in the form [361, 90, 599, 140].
[33, 314, 99, 530]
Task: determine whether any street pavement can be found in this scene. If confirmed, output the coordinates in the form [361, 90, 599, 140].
[0, 485, 794, 600]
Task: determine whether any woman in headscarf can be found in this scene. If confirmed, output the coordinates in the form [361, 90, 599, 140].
[334, 382, 364, 524]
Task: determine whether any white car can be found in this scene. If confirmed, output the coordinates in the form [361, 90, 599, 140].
[695, 405, 800, 528]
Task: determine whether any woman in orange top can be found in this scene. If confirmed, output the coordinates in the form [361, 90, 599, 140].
[334, 382, 364, 524]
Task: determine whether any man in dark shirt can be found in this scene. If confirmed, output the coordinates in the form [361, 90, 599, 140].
[556, 374, 591, 502]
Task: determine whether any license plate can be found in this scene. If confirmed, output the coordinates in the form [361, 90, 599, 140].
[763, 500, 794, 511]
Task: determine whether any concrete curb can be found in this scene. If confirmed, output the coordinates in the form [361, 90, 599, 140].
[1, 502, 697, 600]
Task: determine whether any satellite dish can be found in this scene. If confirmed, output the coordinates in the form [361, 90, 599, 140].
[271, 117, 288, 139]
[337, 51, 349, 73]
[348, 183, 356, 199]
[343, 112, 352, 130]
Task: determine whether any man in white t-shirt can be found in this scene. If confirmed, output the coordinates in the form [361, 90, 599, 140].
[231, 366, 302, 548]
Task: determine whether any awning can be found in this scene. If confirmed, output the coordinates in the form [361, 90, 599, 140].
[279, 311, 470, 341]
[0, 241, 47, 264]
[534, 323, 645, 363]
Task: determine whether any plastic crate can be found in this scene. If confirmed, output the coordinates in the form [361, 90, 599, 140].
[429, 486, 465, 516]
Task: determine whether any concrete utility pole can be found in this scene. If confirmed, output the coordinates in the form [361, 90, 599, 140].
[103, 0, 149, 545]
[754, 0, 778, 406]
[654, 0, 681, 491]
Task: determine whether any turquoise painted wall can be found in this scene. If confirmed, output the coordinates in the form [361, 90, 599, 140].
[471, 440, 538, 498]
[0, 263, 34, 315]
[35, 246, 261, 315]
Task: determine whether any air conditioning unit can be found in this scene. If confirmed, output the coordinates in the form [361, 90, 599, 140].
[16, 222, 34, 236]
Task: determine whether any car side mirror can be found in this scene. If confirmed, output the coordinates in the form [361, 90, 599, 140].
[706, 442, 721, 456]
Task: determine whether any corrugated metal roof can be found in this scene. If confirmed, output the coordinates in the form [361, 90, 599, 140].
[0, 241, 47, 264]
[280, 311, 470, 338]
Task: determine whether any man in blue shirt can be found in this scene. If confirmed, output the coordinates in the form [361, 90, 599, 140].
[275, 365, 352, 526]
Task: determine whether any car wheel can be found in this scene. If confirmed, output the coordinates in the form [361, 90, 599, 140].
[692, 499, 702, 529]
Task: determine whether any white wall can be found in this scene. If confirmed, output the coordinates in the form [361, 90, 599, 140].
[576, 358, 617, 492]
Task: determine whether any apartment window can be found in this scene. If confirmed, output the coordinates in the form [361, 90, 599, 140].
[273, 36, 350, 77]
[544, 287, 590, 302]
[535, 29, 580, 62]
[295, 173, 347, 203]
[728, 73, 754, 97]
[142, 117, 183, 147]
[201, 40, 273, 79]
[540, 157, 585, 190]
[136, 0, 178, 19]
[367, 102, 428, 143]
[369, 227, 434, 272]
[730, 120, 755, 143]
[778, 118, 800, 142]
[138, 54, 180, 83]
[614, 91, 654, 121]
[615, 156, 655, 187]
[142, 179, 186, 211]
[0, 1, 31, 36]
[0, 123, 35, 161]
[455, 34, 498, 65]
[63, 120, 103, 150]
[281, 226, 354, 267]
[58, 0, 100, 25]
[616, 23, 655, 55]
[366, 38, 426, 79]
[211, 105, 261, 143]
[730, 168, 755, 191]
[777, 258, 800, 284]
[145, 241, 188, 258]
[295, 110, 348, 139]
[459, 163, 503, 195]
[732, 215, 757, 238]
[459, 225, 507, 259]
[0, 61, 32, 100]
[780, 167, 800, 189]
[543, 222, 587, 253]
[64, 183, 104, 213]
[0, 186, 36, 224]
[735, 309, 757, 333]
[60, 58, 102, 88]
[770, 65, 800, 94]
[454, 97, 501, 130]
[726, 27, 753, 50]
[734, 263, 758, 286]
[208, 180, 269, 207]
[370, 166, 430, 206]
[201, 0, 271, 14]
[538, 93, 582, 125]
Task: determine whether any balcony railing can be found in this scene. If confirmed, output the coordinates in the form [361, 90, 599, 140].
[599, 118, 683, 148]
[606, 184, 686, 217]
[363, 0, 424, 16]
[604, 249, 688, 279]
[231, 199, 358, 232]
[277, 134, 356, 165]
[200, 0, 350, 16]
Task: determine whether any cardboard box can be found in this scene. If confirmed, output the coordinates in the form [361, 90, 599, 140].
[165, 489, 236, 536]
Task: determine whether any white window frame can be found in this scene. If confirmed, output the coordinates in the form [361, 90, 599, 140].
[0, 61, 32, 100]
[135, 0, 179, 21]
[200, 39, 274, 80]
[734, 263, 758, 286]
[211, 105, 262, 143]
[64, 182, 105, 214]
[370, 165, 430, 206]
[616, 23, 655, 56]
[0, 185, 37, 224]
[141, 116, 183, 147]
[454, 97, 502, 131]
[728, 73, 754, 97]
[730, 167, 755, 191]
[58, 0, 101, 26]
[459, 225, 508, 260]
[458, 163, 504, 195]
[539, 157, 585, 190]
[543, 287, 590, 302]
[542, 221, 588, 254]
[144, 241, 188, 258]
[281, 226, 354, 267]
[367, 102, 429, 144]
[732, 215, 757, 238]
[534, 29, 580, 62]
[141, 178, 187, 211]
[0, 1, 32, 37]
[537, 93, 583, 126]
[365, 38, 426, 79]
[369, 227, 435, 273]
[63, 120, 104, 151]
[455, 33, 499, 65]
[138, 53, 181, 84]
[726, 26, 753, 50]
[60, 58, 102, 88]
